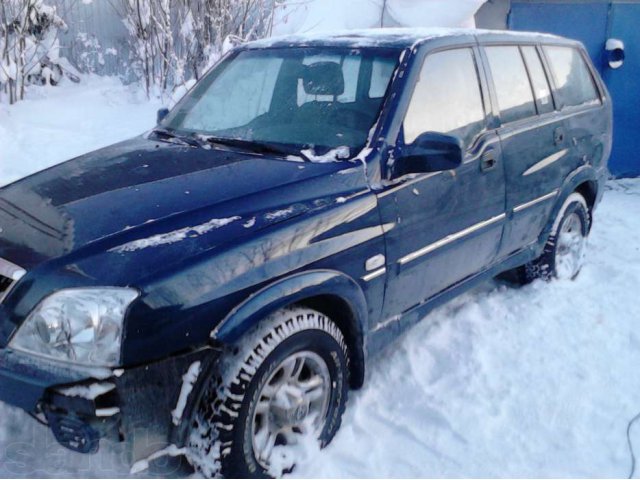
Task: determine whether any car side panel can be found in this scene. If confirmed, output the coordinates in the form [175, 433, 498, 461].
[375, 41, 507, 321]
[121, 191, 386, 366]
[495, 114, 576, 258]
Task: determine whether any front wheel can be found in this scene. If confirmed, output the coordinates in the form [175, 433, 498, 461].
[187, 307, 350, 478]
[519, 192, 590, 282]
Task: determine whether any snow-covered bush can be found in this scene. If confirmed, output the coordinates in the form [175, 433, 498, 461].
[119, 0, 277, 97]
[0, 0, 70, 104]
[74, 32, 104, 74]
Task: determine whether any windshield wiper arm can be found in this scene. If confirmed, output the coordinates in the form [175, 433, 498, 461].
[200, 136, 310, 161]
[151, 128, 202, 148]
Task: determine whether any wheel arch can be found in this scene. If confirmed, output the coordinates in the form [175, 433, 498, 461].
[211, 269, 369, 389]
[574, 179, 598, 231]
[541, 166, 599, 242]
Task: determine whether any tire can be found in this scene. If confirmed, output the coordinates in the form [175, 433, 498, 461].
[518, 192, 590, 283]
[187, 307, 350, 478]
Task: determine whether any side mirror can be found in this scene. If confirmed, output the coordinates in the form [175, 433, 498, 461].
[157, 107, 170, 124]
[396, 132, 463, 176]
[606, 38, 625, 69]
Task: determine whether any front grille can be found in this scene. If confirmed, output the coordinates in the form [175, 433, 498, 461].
[0, 257, 25, 303]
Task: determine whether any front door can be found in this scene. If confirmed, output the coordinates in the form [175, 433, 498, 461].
[377, 46, 506, 319]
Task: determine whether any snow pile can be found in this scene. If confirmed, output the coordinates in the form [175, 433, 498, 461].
[273, 0, 487, 35]
[267, 416, 322, 478]
[0, 75, 161, 188]
[1, 78, 640, 478]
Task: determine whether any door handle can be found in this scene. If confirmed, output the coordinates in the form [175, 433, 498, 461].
[480, 150, 498, 172]
[554, 127, 565, 146]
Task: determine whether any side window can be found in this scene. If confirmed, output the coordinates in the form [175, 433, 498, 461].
[403, 48, 485, 147]
[521, 46, 554, 115]
[544, 45, 600, 108]
[485, 46, 536, 124]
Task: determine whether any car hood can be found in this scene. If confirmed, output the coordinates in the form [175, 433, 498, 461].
[0, 136, 366, 271]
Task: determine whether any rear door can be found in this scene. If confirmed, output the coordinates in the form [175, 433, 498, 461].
[542, 44, 607, 181]
[482, 44, 568, 258]
[377, 45, 506, 319]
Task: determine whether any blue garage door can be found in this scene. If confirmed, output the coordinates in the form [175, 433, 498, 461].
[510, 0, 640, 177]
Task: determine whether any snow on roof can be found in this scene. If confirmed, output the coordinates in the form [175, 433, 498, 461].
[246, 27, 565, 50]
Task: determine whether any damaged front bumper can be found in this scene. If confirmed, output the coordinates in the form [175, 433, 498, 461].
[0, 346, 221, 464]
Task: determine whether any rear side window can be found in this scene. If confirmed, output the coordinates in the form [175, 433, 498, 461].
[403, 48, 485, 146]
[544, 46, 600, 108]
[521, 46, 554, 115]
[485, 46, 536, 124]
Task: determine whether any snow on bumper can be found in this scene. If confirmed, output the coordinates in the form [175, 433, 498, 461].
[0, 348, 112, 411]
[0, 346, 221, 463]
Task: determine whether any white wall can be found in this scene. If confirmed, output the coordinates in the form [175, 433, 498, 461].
[272, 0, 488, 35]
[50, 0, 498, 79]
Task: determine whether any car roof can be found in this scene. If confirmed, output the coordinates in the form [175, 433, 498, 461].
[244, 27, 574, 51]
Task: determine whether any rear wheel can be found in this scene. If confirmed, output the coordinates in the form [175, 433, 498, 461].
[518, 192, 590, 283]
[187, 307, 349, 478]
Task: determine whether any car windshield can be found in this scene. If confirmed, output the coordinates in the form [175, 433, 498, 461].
[162, 47, 401, 157]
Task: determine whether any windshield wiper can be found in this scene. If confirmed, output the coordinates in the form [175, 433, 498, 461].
[151, 128, 202, 148]
[199, 135, 310, 161]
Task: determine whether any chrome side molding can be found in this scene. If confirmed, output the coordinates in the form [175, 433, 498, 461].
[523, 150, 568, 176]
[513, 190, 559, 213]
[362, 267, 386, 282]
[398, 213, 507, 266]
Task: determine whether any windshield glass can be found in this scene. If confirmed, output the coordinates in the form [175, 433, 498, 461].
[162, 47, 401, 156]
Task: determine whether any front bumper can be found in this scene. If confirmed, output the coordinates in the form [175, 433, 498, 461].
[0, 346, 221, 463]
[0, 348, 111, 412]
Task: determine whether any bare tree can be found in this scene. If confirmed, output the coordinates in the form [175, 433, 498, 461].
[119, 0, 276, 97]
[0, 0, 67, 104]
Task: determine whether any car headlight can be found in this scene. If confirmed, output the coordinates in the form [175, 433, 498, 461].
[10, 288, 139, 367]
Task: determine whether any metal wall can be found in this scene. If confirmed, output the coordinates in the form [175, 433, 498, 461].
[51, 0, 132, 79]
[508, 0, 640, 177]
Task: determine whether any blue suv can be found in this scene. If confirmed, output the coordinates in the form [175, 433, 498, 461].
[0, 28, 611, 477]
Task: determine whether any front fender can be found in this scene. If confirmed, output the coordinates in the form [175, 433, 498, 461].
[169, 270, 368, 449]
[211, 269, 368, 345]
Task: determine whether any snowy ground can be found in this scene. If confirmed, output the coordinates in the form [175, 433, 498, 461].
[2, 78, 640, 478]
